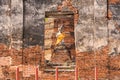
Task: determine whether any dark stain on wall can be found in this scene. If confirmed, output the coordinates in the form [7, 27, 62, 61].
[109, 3, 120, 20]
[23, 24, 44, 47]
[0, 0, 9, 5]
[23, 0, 47, 47]
[0, 0, 11, 46]
[109, 1, 120, 41]
[0, 32, 9, 45]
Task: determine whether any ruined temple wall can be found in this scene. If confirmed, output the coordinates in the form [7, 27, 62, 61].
[0, 0, 120, 80]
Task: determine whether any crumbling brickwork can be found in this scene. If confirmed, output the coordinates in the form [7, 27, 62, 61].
[0, 0, 120, 80]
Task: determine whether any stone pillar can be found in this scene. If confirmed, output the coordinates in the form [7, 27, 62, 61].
[108, 0, 120, 79]
[75, 0, 94, 79]
[0, 0, 11, 46]
[10, 0, 23, 50]
[94, 0, 108, 79]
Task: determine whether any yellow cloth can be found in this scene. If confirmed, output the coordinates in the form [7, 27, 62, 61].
[45, 18, 48, 22]
[55, 33, 65, 45]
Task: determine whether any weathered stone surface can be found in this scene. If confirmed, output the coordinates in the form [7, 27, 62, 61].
[75, 23, 94, 52]
[94, 0, 108, 49]
[0, 0, 11, 46]
[108, 1, 120, 56]
[10, 0, 23, 49]
[75, 0, 94, 52]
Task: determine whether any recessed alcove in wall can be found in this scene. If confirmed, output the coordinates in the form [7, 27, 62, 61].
[44, 11, 76, 66]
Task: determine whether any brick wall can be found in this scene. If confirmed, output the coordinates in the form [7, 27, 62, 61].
[0, 0, 120, 80]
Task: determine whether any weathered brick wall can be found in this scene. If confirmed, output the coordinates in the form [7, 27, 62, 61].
[0, 0, 120, 80]
[76, 0, 120, 79]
